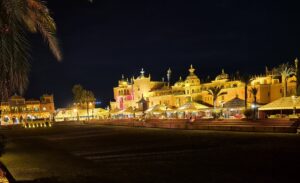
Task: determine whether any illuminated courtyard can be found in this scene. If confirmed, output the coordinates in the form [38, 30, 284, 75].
[1, 124, 300, 182]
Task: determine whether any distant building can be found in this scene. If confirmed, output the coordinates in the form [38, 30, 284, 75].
[0, 94, 55, 124]
[54, 107, 109, 122]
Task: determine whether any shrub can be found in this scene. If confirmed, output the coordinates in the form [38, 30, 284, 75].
[212, 111, 221, 119]
[244, 109, 253, 119]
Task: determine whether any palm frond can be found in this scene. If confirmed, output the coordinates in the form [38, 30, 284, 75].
[0, 0, 61, 101]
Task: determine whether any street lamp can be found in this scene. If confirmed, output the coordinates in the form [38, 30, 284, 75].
[89, 102, 93, 119]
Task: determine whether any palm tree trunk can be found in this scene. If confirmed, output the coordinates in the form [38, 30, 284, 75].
[254, 96, 257, 119]
[282, 76, 287, 97]
[213, 98, 217, 111]
[285, 78, 288, 96]
[244, 83, 248, 110]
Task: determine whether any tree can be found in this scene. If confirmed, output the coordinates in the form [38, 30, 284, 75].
[72, 84, 84, 104]
[72, 85, 96, 121]
[0, 0, 62, 101]
[207, 86, 227, 110]
[275, 63, 295, 97]
[249, 87, 258, 105]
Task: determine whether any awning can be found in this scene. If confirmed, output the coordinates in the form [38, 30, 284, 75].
[259, 96, 300, 111]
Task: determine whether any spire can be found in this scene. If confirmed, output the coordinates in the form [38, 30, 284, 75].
[179, 76, 182, 81]
[121, 74, 125, 80]
[222, 69, 225, 74]
[140, 68, 145, 78]
[189, 65, 195, 75]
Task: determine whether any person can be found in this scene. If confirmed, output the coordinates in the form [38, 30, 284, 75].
[189, 116, 195, 123]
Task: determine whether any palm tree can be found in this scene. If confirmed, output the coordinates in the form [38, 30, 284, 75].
[241, 75, 252, 110]
[72, 84, 96, 121]
[82, 90, 96, 121]
[0, 0, 62, 101]
[249, 87, 258, 105]
[207, 86, 227, 110]
[276, 63, 295, 97]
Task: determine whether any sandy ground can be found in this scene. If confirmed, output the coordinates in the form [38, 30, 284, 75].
[1, 124, 300, 182]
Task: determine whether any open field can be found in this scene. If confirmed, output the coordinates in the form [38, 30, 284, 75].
[1, 124, 300, 182]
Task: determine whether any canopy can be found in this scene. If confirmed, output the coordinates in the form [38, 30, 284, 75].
[145, 104, 167, 114]
[177, 102, 209, 112]
[119, 106, 135, 114]
[223, 97, 250, 109]
[110, 108, 121, 114]
[95, 108, 109, 114]
[259, 96, 300, 111]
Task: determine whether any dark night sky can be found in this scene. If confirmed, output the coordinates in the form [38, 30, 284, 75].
[25, 0, 300, 108]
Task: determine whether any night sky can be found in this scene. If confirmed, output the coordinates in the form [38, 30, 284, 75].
[26, 0, 300, 108]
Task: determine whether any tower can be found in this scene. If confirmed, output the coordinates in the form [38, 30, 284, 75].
[295, 58, 299, 95]
[167, 68, 172, 87]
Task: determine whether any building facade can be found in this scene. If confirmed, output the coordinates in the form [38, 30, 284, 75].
[0, 94, 55, 124]
[110, 65, 297, 111]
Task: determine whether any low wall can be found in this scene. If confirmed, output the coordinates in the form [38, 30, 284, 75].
[82, 119, 299, 133]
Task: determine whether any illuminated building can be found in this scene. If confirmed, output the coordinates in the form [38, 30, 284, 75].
[0, 94, 55, 124]
[54, 107, 109, 122]
[111, 64, 297, 114]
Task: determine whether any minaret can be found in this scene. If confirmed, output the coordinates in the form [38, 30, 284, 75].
[167, 68, 172, 87]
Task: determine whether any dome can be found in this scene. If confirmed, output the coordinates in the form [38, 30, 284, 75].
[174, 76, 184, 87]
[215, 69, 229, 81]
[185, 65, 200, 86]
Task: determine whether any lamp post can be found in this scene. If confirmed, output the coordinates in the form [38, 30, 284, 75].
[251, 103, 256, 120]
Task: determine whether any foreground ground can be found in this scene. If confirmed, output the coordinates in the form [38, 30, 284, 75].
[0, 124, 300, 183]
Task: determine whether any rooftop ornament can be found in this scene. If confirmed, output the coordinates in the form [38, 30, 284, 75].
[189, 65, 195, 75]
[140, 68, 145, 78]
